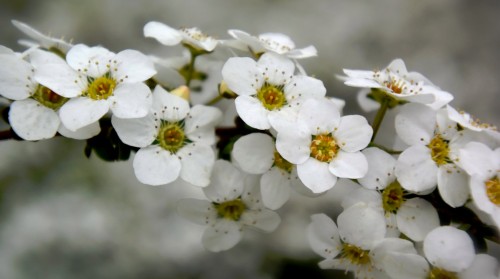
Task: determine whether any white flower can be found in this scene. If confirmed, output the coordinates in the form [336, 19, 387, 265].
[459, 142, 500, 228]
[343, 58, 453, 109]
[446, 105, 500, 145]
[11, 20, 73, 54]
[307, 205, 417, 279]
[231, 132, 312, 209]
[394, 103, 471, 207]
[382, 226, 483, 279]
[144, 21, 218, 52]
[33, 44, 156, 131]
[347, 147, 440, 241]
[0, 48, 98, 140]
[177, 160, 281, 252]
[112, 85, 221, 186]
[224, 29, 317, 59]
[274, 98, 372, 193]
[221, 52, 326, 130]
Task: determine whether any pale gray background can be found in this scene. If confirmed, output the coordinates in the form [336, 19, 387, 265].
[0, 0, 498, 278]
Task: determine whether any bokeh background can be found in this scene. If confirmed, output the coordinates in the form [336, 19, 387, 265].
[0, 0, 499, 278]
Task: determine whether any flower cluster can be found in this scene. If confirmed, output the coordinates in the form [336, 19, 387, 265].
[0, 20, 498, 277]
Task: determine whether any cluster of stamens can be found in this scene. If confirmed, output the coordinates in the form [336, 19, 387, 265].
[213, 199, 246, 221]
[485, 176, 499, 205]
[310, 134, 339, 163]
[428, 135, 450, 166]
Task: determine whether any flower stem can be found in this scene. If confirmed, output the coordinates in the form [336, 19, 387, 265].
[205, 95, 223, 106]
[185, 52, 198, 88]
[370, 96, 390, 143]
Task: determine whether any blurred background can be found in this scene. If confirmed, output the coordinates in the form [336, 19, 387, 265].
[0, 0, 499, 278]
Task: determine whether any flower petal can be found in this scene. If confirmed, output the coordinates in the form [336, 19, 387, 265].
[235, 95, 270, 130]
[59, 97, 109, 131]
[257, 52, 294, 85]
[335, 115, 372, 152]
[395, 145, 437, 193]
[297, 158, 337, 194]
[204, 160, 245, 202]
[240, 209, 280, 232]
[58, 121, 100, 140]
[144, 21, 183, 46]
[260, 168, 291, 210]
[284, 75, 326, 102]
[423, 226, 475, 272]
[222, 57, 261, 96]
[152, 85, 190, 121]
[437, 165, 469, 207]
[307, 213, 341, 259]
[395, 103, 436, 146]
[66, 44, 114, 78]
[202, 220, 242, 252]
[329, 150, 368, 179]
[111, 114, 157, 148]
[298, 98, 340, 135]
[396, 197, 440, 241]
[176, 198, 216, 226]
[133, 145, 181, 186]
[178, 143, 215, 187]
[184, 105, 222, 145]
[9, 99, 59, 140]
[0, 54, 35, 100]
[110, 83, 152, 118]
[113, 49, 156, 83]
[358, 147, 396, 190]
[337, 203, 386, 249]
[232, 133, 275, 174]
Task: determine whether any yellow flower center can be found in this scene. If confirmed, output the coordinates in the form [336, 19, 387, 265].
[310, 134, 339, 163]
[213, 199, 246, 221]
[341, 243, 371, 266]
[427, 267, 458, 279]
[428, 135, 450, 166]
[88, 76, 116, 100]
[158, 123, 185, 153]
[384, 78, 404, 94]
[381, 181, 405, 213]
[485, 177, 500, 206]
[256, 84, 285, 110]
[32, 85, 68, 110]
[273, 150, 293, 173]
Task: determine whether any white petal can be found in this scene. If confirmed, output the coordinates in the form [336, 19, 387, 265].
[184, 105, 222, 144]
[335, 115, 372, 152]
[113, 49, 156, 83]
[275, 127, 311, 164]
[307, 213, 341, 259]
[344, 78, 383, 88]
[66, 44, 114, 78]
[298, 98, 340, 135]
[202, 220, 242, 252]
[58, 121, 100, 140]
[341, 187, 382, 210]
[383, 252, 429, 279]
[395, 103, 436, 146]
[395, 145, 438, 193]
[297, 158, 338, 193]
[437, 165, 469, 207]
[110, 83, 152, 118]
[241, 209, 280, 232]
[204, 160, 245, 202]
[358, 147, 396, 190]
[0, 54, 35, 100]
[33, 51, 85, 98]
[370, 238, 418, 270]
[337, 203, 386, 249]
[357, 88, 380, 112]
[396, 197, 440, 242]
[152, 85, 190, 121]
[235, 95, 270, 130]
[260, 168, 291, 210]
[461, 254, 500, 279]
[144, 21, 182, 46]
[59, 97, 109, 131]
[287, 45, 318, 59]
[257, 52, 294, 85]
[232, 133, 274, 174]
[427, 90, 453, 110]
[329, 150, 368, 179]
[241, 175, 263, 209]
[176, 198, 216, 225]
[178, 143, 215, 187]
[222, 57, 261, 96]
[133, 145, 181, 186]
[469, 175, 495, 214]
[9, 99, 59, 140]
[423, 226, 475, 272]
[459, 142, 497, 179]
[111, 114, 157, 148]
[284, 75, 326, 101]
[11, 20, 72, 52]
